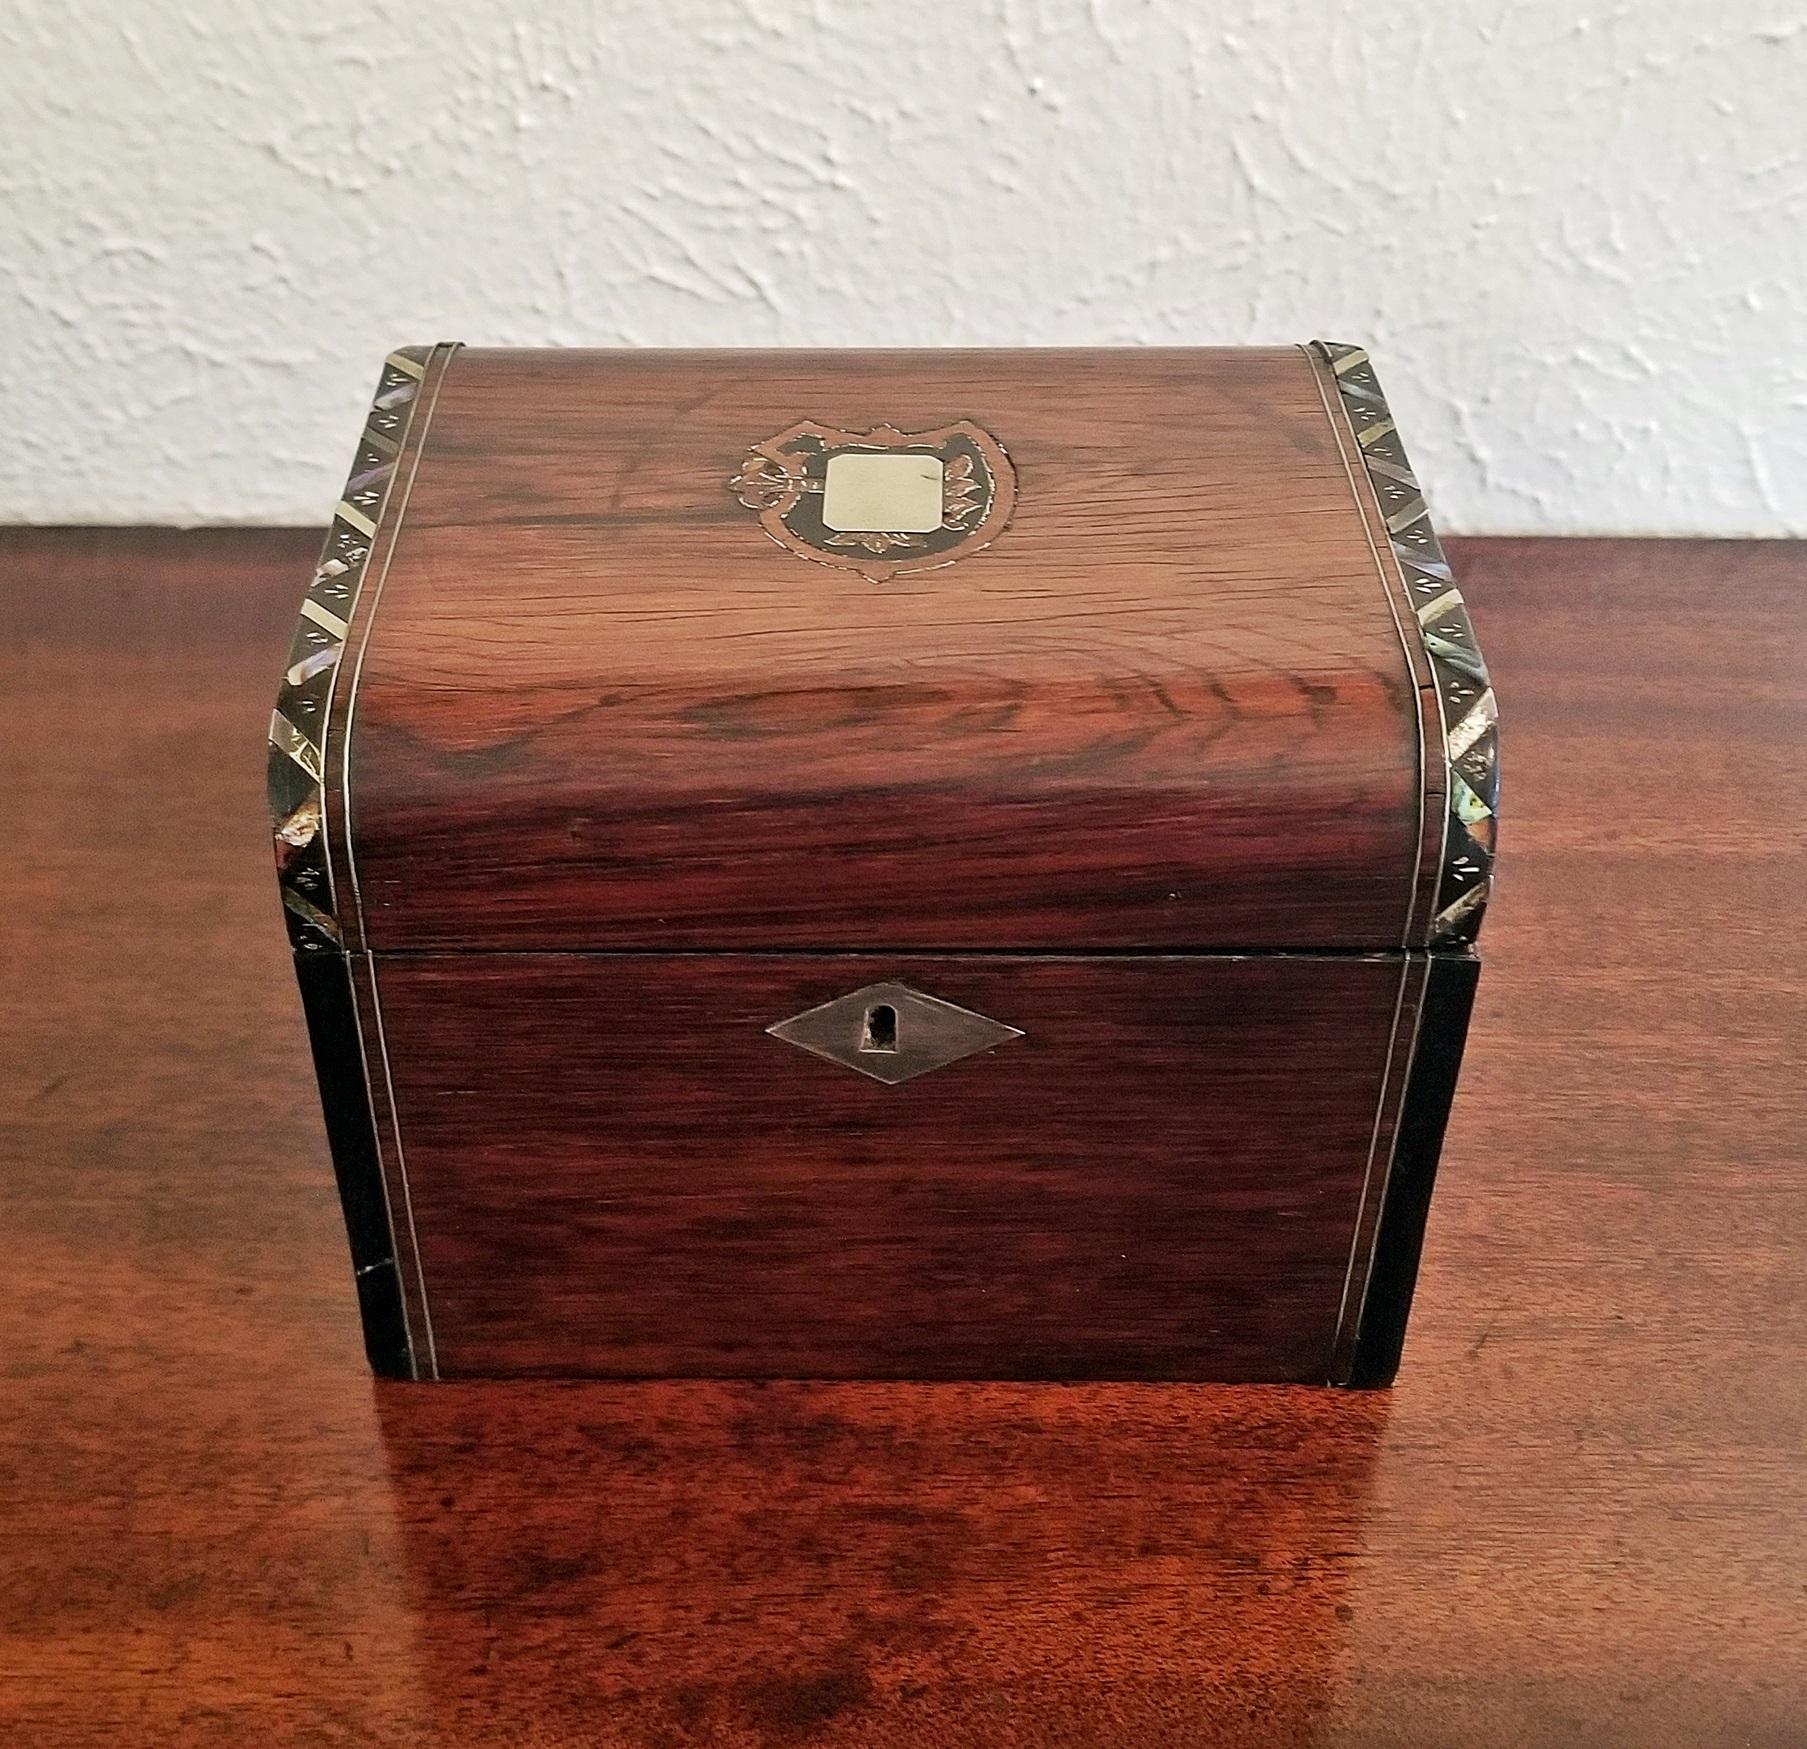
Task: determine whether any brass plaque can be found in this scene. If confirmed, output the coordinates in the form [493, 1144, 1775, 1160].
[821, 452, 945, 532]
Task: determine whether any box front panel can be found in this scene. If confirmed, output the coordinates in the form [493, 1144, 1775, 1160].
[367, 954, 1419, 1382]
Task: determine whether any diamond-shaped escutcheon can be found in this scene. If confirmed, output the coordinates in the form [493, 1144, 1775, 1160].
[766, 981, 1023, 1085]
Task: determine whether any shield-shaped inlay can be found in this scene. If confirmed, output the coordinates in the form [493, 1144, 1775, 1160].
[730, 420, 1016, 581]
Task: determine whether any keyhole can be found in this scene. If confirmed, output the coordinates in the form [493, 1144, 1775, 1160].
[860, 1003, 898, 1053]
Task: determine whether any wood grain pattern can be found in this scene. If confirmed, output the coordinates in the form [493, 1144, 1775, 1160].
[4, 529, 1805, 1747]
[372, 951, 1419, 1381]
[337, 348, 1431, 951]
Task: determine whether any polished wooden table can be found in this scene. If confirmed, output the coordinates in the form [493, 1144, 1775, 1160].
[4, 530, 1803, 1748]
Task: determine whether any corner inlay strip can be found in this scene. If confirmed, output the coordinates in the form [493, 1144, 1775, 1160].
[266, 349, 435, 953]
[1314, 341, 1499, 944]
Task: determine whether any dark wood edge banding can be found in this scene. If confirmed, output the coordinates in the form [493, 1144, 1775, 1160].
[1307, 341, 1499, 946]
[1342, 951, 1481, 1386]
[1326, 952, 1429, 1380]
[345, 949, 439, 1377]
[291, 953, 412, 1377]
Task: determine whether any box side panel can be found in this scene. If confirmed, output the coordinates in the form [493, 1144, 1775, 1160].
[366, 952, 1419, 1382]
[342, 346, 1429, 953]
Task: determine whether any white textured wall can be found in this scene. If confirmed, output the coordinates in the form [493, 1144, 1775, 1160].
[2, 1, 1802, 533]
